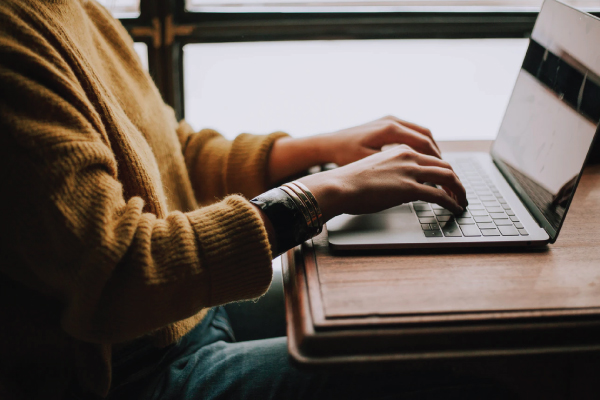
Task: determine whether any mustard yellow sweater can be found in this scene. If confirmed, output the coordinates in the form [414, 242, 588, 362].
[0, 0, 286, 398]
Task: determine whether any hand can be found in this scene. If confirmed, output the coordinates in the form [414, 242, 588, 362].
[297, 144, 467, 222]
[268, 116, 440, 185]
[315, 115, 441, 167]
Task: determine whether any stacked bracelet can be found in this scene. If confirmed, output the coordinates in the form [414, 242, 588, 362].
[281, 182, 324, 235]
[250, 181, 323, 255]
[292, 181, 324, 233]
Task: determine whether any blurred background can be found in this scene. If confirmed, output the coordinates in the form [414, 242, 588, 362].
[98, 0, 600, 141]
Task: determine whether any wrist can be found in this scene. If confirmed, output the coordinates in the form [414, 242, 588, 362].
[268, 136, 328, 185]
[306, 134, 334, 166]
[297, 171, 347, 222]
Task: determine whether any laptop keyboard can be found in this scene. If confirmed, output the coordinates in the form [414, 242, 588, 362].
[412, 159, 529, 238]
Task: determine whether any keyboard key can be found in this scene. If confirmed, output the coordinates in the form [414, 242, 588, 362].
[490, 212, 507, 219]
[460, 225, 482, 237]
[474, 216, 492, 223]
[481, 228, 501, 236]
[509, 216, 520, 222]
[498, 197, 507, 204]
[470, 210, 488, 216]
[468, 204, 485, 210]
[477, 222, 496, 229]
[456, 217, 475, 225]
[498, 225, 519, 236]
[514, 222, 524, 229]
[442, 221, 462, 237]
[518, 228, 529, 236]
[413, 204, 431, 211]
[434, 209, 453, 216]
[480, 195, 496, 201]
[486, 206, 504, 213]
[421, 224, 433, 230]
[416, 210, 434, 217]
[419, 217, 437, 224]
[506, 210, 516, 216]
[458, 210, 471, 218]
[413, 201, 427, 204]
[436, 215, 451, 222]
[431, 204, 445, 210]
[483, 201, 500, 207]
[502, 204, 512, 210]
[430, 223, 440, 230]
[424, 230, 443, 237]
[494, 219, 513, 226]
[466, 194, 478, 200]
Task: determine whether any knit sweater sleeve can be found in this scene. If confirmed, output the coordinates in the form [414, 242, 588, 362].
[0, 9, 272, 344]
[176, 120, 289, 204]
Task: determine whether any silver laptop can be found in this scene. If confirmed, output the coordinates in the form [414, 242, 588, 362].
[328, 0, 600, 250]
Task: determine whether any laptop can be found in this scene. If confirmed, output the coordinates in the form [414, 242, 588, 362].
[327, 0, 600, 250]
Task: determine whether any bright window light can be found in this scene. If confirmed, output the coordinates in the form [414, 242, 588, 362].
[133, 42, 149, 71]
[183, 39, 529, 142]
[96, 0, 140, 18]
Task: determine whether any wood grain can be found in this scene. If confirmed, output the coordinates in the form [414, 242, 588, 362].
[283, 140, 600, 400]
[307, 141, 600, 324]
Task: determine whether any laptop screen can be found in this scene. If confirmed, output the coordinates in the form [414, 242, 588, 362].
[491, 0, 600, 241]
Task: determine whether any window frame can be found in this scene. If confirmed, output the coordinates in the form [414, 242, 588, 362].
[117, 0, 598, 120]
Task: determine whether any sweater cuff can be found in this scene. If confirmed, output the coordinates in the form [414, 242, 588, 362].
[187, 195, 273, 305]
[227, 131, 289, 199]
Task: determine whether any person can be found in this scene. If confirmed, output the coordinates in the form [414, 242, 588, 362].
[0, 1, 518, 399]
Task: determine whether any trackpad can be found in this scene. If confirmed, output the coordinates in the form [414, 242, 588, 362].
[327, 205, 416, 233]
[376, 204, 413, 214]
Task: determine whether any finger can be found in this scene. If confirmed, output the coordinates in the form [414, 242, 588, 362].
[381, 143, 401, 152]
[360, 147, 379, 160]
[388, 122, 442, 159]
[385, 116, 440, 152]
[415, 166, 467, 207]
[413, 184, 463, 214]
[413, 152, 455, 173]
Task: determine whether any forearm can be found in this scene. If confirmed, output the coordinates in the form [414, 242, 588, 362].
[268, 136, 330, 185]
[184, 130, 290, 203]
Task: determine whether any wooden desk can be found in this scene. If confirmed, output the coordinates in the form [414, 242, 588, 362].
[283, 141, 600, 369]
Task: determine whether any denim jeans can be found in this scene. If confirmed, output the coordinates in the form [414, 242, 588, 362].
[104, 307, 516, 400]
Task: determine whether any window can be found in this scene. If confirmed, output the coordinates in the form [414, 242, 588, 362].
[183, 39, 528, 140]
[106, 0, 599, 133]
[185, 0, 600, 13]
[133, 42, 149, 71]
[96, 0, 140, 18]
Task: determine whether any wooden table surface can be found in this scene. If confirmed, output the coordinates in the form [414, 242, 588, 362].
[282, 139, 600, 399]
[283, 140, 600, 365]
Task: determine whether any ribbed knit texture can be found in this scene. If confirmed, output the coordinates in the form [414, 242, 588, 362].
[0, 0, 286, 398]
